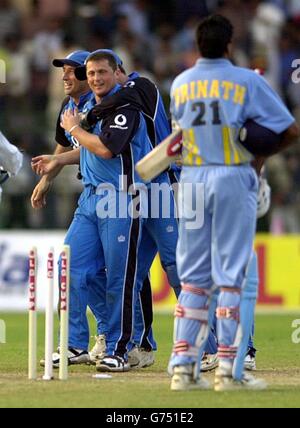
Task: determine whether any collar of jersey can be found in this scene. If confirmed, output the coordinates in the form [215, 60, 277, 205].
[86, 83, 122, 108]
[103, 84, 122, 99]
[128, 71, 140, 80]
[196, 58, 232, 67]
[69, 91, 93, 110]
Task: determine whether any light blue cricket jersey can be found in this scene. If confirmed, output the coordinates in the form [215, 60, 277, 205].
[170, 58, 295, 166]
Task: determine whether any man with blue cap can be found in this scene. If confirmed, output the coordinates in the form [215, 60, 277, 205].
[31, 50, 91, 210]
[33, 50, 154, 371]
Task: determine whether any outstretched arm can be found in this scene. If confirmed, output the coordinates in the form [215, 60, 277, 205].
[31, 144, 72, 209]
[31, 147, 80, 176]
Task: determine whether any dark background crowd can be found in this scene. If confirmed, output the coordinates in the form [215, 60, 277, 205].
[0, 0, 299, 233]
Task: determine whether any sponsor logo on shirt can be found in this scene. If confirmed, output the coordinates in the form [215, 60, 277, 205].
[110, 114, 128, 130]
[71, 136, 80, 149]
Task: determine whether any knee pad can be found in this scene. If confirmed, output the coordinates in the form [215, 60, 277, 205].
[216, 290, 241, 368]
[171, 285, 218, 378]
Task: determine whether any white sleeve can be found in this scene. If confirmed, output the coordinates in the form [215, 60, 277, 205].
[0, 131, 23, 175]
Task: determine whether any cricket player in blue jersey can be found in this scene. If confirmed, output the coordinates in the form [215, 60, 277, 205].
[33, 51, 154, 372]
[32, 49, 177, 369]
[31, 51, 108, 365]
[31, 51, 90, 211]
[76, 49, 181, 367]
[168, 15, 299, 391]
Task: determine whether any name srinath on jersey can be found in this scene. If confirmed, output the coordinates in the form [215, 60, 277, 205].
[170, 58, 295, 167]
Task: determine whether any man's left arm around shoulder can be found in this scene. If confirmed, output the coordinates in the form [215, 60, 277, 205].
[82, 77, 155, 126]
[62, 107, 140, 158]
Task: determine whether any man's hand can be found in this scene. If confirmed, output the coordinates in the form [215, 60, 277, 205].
[61, 108, 81, 132]
[31, 177, 52, 209]
[31, 155, 59, 176]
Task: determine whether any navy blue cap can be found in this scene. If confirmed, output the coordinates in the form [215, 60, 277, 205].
[92, 49, 123, 66]
[75, 49, 123, 81]
[52, 50, 90, 68]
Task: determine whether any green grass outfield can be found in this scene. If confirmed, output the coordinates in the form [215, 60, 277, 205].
[0, 312, 300, 408]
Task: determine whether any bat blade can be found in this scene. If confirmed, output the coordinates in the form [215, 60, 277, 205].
[136, 129, 182, 181]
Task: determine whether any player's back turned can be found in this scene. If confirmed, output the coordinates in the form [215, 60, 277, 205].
[170, 17, 295, 167]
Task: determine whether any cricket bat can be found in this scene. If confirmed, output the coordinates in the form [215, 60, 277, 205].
[136, 129, 182, 181]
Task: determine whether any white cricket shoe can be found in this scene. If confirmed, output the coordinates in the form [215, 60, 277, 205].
[40, 347, 90, 368]
[128, 347, 155, 369]
[171, 364, 211, 391]
[89, 335, 106, 364]
[214, 369, 267, 391]
[244, 348, 256, 371]
[96, 355, 130, 372]
[201, 353, 219, 372]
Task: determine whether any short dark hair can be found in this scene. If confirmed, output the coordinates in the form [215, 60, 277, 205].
[118, 64, 127, 75]
[86, 52, 118, 71]
[196, 14, 233, 59]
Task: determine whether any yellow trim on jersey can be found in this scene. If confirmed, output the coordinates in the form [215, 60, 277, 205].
[181, 126, 251, 166]
[223, 127, 250, 165]
[182, 128, 203, 166]
[223, 127, 231, 165]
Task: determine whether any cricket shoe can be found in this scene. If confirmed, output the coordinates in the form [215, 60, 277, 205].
[244, 347, 256, 371]
[96, 355, 130, 372]
[89, 334, 106, 364]
[128, 347, 155, 369]
[40, 347, 90, 368]
[201, 353, 219, 372]
[171, 364, 211, 391]
[214, 368, 267, 391]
